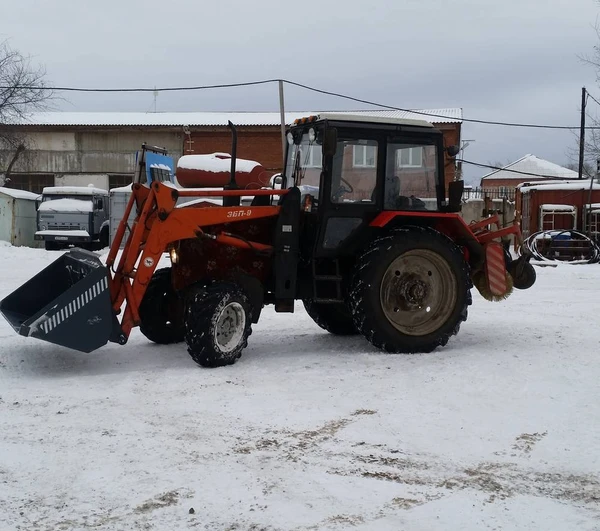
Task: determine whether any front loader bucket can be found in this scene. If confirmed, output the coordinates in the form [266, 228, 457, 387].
[0, 248, 119, 353]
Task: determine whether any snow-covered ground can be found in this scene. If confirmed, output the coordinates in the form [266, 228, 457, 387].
[0, 244, 599, 530]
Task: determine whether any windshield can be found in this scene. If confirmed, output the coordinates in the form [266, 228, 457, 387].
[284, 132, 323, 189]
[42, 194, 93, 202]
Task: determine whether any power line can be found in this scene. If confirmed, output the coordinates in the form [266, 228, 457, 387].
[0, 79, 280, 93]
[1, 77, 598, 130]
[460, 159, 585, 180]
[282, 80, 587, 130]
[587, 91, 600, 109]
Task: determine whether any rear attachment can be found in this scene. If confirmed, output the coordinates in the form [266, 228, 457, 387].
[0, 248, 122, 353]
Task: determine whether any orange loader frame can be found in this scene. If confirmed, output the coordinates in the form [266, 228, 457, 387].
[106, 181, 288, 343]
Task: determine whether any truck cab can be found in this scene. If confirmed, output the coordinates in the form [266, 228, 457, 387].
[36, 186, 110, 250]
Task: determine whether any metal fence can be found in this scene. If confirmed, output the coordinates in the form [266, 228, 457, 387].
[463, 187, 515, 202]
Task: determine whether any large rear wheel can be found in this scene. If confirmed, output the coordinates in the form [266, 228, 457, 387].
[139, 267, 185, 344]
[349, 227, 471, 353]
[184, 282, 252, 368]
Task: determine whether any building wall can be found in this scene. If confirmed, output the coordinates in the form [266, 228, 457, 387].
[186, 123, 461, 187]
[0, 129, 184, 191]
[186, 128, 284, 171]
[481, 177, 551, 190]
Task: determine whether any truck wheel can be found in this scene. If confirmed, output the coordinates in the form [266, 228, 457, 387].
[99, 227, 109, 249]
[184, 282, 252, 368]
[349, 227, 471, 353]
[303, 299, 358, 335]
[139, 268, 185, 344]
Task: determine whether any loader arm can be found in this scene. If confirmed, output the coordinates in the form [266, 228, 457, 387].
[107, 181, 287, 341]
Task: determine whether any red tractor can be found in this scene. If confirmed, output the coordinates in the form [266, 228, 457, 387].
[0, 113, 535, 367]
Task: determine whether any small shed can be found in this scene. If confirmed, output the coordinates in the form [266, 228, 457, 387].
[0, 187, 42, 247]
[516, 180, 600, 237]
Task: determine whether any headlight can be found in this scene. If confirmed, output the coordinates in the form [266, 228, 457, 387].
[169, 247, 179, 264]
[40, 224, 47, 231]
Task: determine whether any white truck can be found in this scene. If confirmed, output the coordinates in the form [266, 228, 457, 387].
[35, 186, 110, 251]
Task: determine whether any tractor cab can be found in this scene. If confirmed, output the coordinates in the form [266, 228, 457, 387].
[283, 113, 459, 257]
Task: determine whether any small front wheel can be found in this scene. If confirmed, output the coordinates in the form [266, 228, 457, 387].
[184, 282, 252, 368]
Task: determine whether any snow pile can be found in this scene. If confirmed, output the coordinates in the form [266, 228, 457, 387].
[540, 204, 576, 212]
[177, 153, 261, 174]
[0, 187, 39, 200]
[42, 186, 107, 196]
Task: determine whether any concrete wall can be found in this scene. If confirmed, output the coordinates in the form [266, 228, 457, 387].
[461, 198, 515, 226]
[55, 173, 109, 190]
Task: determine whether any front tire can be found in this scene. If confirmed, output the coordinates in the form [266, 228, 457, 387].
[139, 268, 185, 344]
[184, 282, 252, 368]
[349, 227, 471, 353]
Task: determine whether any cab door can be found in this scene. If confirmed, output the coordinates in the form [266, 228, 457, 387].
[314, 132, 383, 257]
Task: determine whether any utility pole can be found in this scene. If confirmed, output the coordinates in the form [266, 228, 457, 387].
[278, 80, 287, 171]
[579, 86, 587, 180]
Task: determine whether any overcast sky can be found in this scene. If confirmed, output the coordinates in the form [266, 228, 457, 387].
[2, 0, 600, 183]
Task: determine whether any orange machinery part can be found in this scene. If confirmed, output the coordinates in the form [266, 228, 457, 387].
[176, 153, 273, 189]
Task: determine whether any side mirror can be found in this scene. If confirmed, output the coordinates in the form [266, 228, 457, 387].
[323, 128, 338, 157]
[447, 180, 464, 212]
[446, 145, 460, 158]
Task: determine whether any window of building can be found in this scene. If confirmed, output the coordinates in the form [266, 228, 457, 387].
[353, 145, 377, 167]
[396, 146, 423, 168]
[4, 174, 54, 195]
[109, 174, 132, 189]
[332, 140, 378, 203]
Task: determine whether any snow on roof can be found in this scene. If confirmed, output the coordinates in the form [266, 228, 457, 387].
[15, 108, 462, 127]
[177, 153, 261, 173]
[313, 112, 433, 128]
[481, 155, 579, 182]
[520, 180, 600, 193]
[0, 187, 39, 200]
[42, 186, 108, 196]
[540, 204, 576, 212]
[38, 198, 94, 213]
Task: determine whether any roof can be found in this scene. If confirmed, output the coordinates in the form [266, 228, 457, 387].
[12, 108, 463, 127]
[481, 155, 579, 182]
[42, 186, 108, 196]
[519, 180, 600, 193]
[313, 112, 433, 128]
[0, 187, 39, 200]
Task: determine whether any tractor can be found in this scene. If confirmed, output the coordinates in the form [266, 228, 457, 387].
[0, 113, 536, 367]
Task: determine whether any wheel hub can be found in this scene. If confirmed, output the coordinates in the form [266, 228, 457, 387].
[380, 249, 457, 336]
[215, 302, 246, 352]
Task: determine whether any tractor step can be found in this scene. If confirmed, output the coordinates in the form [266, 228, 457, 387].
[0, 248, 121, 353]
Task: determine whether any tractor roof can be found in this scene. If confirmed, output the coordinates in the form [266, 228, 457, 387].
[295, 112, 434, 129]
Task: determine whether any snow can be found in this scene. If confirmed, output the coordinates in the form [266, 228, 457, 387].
[42, 186, 108, 196]
[540, 204, 576, 212]
[109, 184, 133, 193]
[35, 230, 90, 237]
[481, 155, 579, 181]
[177, 153, 261, 173]
[0, 248, 599, 530]
[0, 187, 39, 200]
[38, 198, 94, 213]
[18, 108, 463, 127]
[520, 180, 600, 193]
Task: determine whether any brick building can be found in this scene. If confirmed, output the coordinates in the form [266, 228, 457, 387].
[0, 109, 462, 193]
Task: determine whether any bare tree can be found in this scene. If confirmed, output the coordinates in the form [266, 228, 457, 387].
[0, 41, 53, 186]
